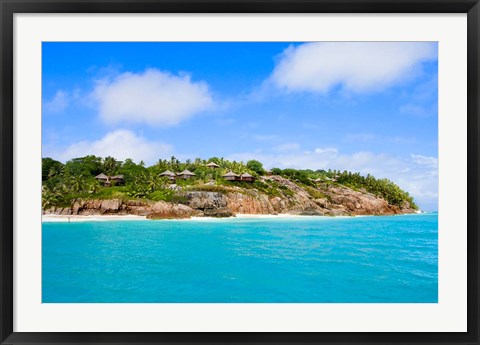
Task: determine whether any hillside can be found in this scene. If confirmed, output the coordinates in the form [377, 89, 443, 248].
[42, 155, 418, 218]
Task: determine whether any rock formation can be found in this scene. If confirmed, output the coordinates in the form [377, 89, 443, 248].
[43, 175, 417, 219]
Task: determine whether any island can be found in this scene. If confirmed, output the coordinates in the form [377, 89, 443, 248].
[42, 155, 418, 219]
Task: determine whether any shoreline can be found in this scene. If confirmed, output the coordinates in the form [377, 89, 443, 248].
[42, 214, 148, 222]
[42, 214, 314, 222]
[42, 211, 428, 223]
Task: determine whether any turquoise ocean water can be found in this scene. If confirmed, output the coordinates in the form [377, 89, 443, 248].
[42, 213, 438, 303]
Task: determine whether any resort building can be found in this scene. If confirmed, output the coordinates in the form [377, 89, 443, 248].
[223, 171, 240, 181]
[94, 173, 124, 187]
[206, 162, 220, 169]
[240, 173, 255, 182]
[159, 170, 175, 177]
[110, 175, 125, 185]
[177, 169, 196, 179]
[159, 170, 177, 182]
[94, 173, 109, 186]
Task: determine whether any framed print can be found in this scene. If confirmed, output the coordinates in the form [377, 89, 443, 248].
[1, 1, 479, 344]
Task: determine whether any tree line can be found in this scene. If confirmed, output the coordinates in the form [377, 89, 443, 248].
[42, 155, 417, 210]
[42, 155, 267, 209]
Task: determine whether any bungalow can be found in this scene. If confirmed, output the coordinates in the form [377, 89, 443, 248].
[240, 173, 255, 182]
[159, 170, 176, 182]
[177, 169, 196, 179]
[94, 173, 109, 186]
[223, 171, 240, 181]
[206, 162, 220, 169]
[110, 175, 125, 185]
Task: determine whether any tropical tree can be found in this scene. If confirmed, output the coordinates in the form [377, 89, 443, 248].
[103, 156, 119, 175]
[88, 179, 101, 194]
[42, 187, 62, 209]
[68, 174, 86, 193]
[247, 159, 265, 175]
[42, 157, 64, 181]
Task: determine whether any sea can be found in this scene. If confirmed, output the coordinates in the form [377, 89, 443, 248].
[42, 213, 438, 303]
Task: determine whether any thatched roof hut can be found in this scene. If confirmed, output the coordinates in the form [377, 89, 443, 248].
[95, 173, 108, 181]
[177, 169, 196, 179]
[223, 171, 240, 181]
[240, 173, 255, 182]
[206, 162, 220, 168]
[109, 175, 125, 185]
[159, 170, 176, 177]
[178, 169, 195, 176]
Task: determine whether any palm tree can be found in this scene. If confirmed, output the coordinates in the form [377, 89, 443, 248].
[103, 156, 118, 175]
[88, 179, 101, 194]
[42, 187, 62, 210]
[68, 175, 86, 193]
[48, 164, 64, 179]
[147, 173, 163, 192]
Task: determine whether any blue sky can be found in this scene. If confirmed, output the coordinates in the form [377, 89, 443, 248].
[42, 42, 438, 210]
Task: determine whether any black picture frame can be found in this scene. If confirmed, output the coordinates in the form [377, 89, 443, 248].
[1, 1, 479, 344]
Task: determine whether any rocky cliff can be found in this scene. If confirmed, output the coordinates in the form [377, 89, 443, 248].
[223, 176, 415, 216]
[43, 175, 416, 219]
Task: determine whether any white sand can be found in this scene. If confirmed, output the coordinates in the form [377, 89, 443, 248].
[42, 215, 147, 222]
[42, 213, 328, 222]
[42, 212, 422, 223]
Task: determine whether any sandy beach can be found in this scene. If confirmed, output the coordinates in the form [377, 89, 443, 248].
[42, 215, 148, 222]
[42, 212, 424, 222]
[41, 213, 327, 222]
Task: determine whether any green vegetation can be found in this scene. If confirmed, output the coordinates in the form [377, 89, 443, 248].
[42, 155, 417, 210]
[246, 159, 265, 176]
[42, 156, 266, 208]
[272, 168, 417, 209]
[303, 185, 328, 200]
[336, 171, 417, 209]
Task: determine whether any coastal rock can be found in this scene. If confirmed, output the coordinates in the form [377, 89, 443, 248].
[127, 206, 151, 216]
[178, 192, 234, 218]
[323, 185, 403, 215]
[125, 200, 145, 207]
[183, 191, 228, 209]
[100, 199, 122, 214]
[59, 207, 72, 215]
[72, 199, 88, 215]
[147, 201, 197, 219]
[42, 173, 416, 218]
[225, 192, 275, 214]
[202, 207, 234, 218]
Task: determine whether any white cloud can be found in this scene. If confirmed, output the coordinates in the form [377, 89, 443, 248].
[270, 42, 437, 93]
[51, 129, 173, 164]
[92, 68, 213, 126]
[227, 149, 438, 211]
[314, 147, 338, 154]
[44, 90, 69, 113]
[411, 154, 438, 168]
